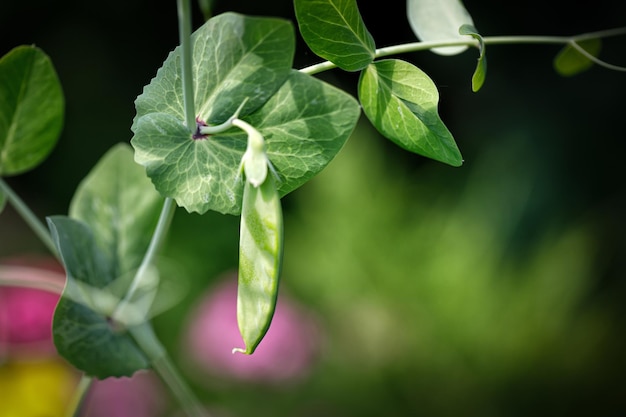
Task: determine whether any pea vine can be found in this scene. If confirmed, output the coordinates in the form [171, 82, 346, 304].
[0, 0, 624, 415]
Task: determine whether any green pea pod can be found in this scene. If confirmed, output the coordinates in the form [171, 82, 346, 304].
[233, 174, 284, 354]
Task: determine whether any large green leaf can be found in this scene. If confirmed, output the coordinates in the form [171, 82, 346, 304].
[294, 0, 376, 71]
[132, 12, 295, 130]
[133, 70, 360, 214]
[358, 59, 462, 166]
[406, 0, 475, 56]
[0, 46, 64, 176]
[69, 143, 162, 276]
[48, 216, 150, 378]
[554, 39, 602, 77]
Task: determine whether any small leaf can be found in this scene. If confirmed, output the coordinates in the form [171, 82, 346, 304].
[294, 0, 376, 71]
[235, 176, 283, 355]
[459, 24, 487, 92]
[554, 39, 602, 77]
[69, 143, 163, 276]
[406, 0, 475, 56]
[0, 46, 64, 176]
[132, 70, 360, 215]
[48, 216, 150, 378]
[358, 59, 462, 166]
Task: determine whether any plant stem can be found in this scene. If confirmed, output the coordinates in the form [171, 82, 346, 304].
[178, 0, 196, 131]
[300, 29, 626, 75]
[130, 322, 209, 417]
[65, 374, 93, 417]
[0, 178, 58, 258]
[124, 3, 208, 417]
[112, 197, 176, 322]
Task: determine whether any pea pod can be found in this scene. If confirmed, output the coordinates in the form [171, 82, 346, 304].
[232, 119, 284, 355]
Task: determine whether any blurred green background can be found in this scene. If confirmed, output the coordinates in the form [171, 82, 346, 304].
[1, 0, 625, 416]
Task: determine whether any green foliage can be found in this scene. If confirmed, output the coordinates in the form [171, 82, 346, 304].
[132, 13, 360, 215]
[407, 0, 475, 56]
[1, 1, 624, 415]
[554, 39, 602, 76]
[0, 46, 64, 176]
[358, 59, 463, 166]
[283, 129, 605, 416]
[459, 24, 487, 92]
[49, 144, 162, 378]
[294, 0, 376, 71]
[132, 12, 294, 128]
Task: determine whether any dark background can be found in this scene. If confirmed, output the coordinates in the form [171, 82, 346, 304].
[1, 1, 625, 416]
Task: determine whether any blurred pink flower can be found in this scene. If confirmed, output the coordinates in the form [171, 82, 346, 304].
[182, 273, 322, 384]
[83, 371, 169, 417]
[0, 257, 65, 359]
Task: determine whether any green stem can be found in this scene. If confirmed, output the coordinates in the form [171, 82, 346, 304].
[112, 197, 176, 323]
[130, 323, 209, 417]
[65, 374, 93, 417]
[0, 178, 58, 258]
[178, 0, 196, 131]
[125, 3, 208, 417]
[300, 28, 626, 75]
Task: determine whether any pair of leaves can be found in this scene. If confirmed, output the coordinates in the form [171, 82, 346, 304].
[0, 46, 64, 176]
[49, 144, 163, 378]
[294, 0, 465, 166]
[131, 12, 361, 215]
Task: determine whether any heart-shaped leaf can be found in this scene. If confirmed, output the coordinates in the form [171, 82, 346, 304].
[294, 0, 376, 71]
[132, 69, 360, 214]
[358, 59, 462, 166]
[0, 46, 64, 176]
[406, 0, 475, 56]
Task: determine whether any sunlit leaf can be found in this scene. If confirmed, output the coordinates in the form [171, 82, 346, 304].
[406, 0, 475, 56]
[132, 70, 360, 214]
[132, 12, 294, 130]
[459, 24, 487, 92]
[294, 0, 376, 71]
[358, 59, 462, 166]
[0, 46, 64, 176]
[554, 38, 602, 76]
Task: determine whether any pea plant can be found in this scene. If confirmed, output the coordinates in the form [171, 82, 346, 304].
[0, 0, 624, 415]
